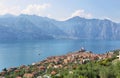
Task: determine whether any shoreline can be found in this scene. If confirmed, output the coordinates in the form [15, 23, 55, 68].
[0, 48, 118, 78]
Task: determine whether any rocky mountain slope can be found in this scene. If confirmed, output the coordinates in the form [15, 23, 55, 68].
[0, 14, 120, 40]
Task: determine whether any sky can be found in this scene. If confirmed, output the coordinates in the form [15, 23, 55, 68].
[0, 0, 120, 22]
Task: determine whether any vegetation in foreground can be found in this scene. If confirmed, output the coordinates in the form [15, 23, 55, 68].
[0, 49, 120, 78]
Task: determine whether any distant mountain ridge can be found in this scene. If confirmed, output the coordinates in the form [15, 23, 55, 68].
[0, 14, 120, 40]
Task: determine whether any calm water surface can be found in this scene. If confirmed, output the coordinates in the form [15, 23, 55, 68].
[0, 39, 120, 71]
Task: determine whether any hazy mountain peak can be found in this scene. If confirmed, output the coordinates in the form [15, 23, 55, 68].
[0, 14, 16, 18]
[66, 16, 86, 22]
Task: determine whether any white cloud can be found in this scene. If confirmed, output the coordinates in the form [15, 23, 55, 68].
[71, 9, 92, 18]
[59, 9, 93, 21]
[0, 3, 51, 16]
[0, 4, 21, 15]
[21, 3, 51, 16]
[100, 16, 119, 23]
[102, 16, 112, 20]
[47, 14, 52, 18]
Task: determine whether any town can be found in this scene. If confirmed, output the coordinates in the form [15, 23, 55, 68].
[0, 48, 118, 78]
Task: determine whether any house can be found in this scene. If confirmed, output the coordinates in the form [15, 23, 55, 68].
[23, 73, 34, 78]
[117, 51, 120, 60]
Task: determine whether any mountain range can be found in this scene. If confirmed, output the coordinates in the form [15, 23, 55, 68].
[0, 14, 120, 40]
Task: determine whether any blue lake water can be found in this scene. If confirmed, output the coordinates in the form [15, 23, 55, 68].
[0, 39, 120, 71]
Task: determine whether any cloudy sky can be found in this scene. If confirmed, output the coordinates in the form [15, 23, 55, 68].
[0, 0, 120, 22]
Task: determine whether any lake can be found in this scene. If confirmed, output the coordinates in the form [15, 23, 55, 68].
[0, 39, 120, 71]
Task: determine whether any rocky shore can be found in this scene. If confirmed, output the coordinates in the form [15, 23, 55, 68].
[0, 48, 116, 78]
